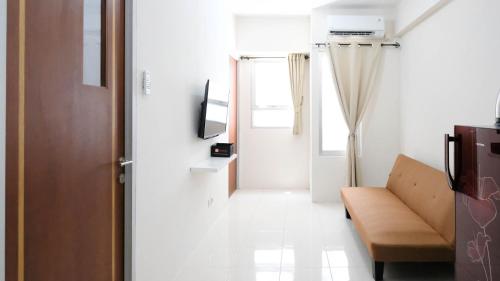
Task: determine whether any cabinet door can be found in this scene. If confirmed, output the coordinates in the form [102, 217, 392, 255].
[456, 128, 500, 281]
[455, 125, 478, 198]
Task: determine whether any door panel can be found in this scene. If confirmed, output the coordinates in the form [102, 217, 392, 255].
[6, 0, 124, 280]
[228, 57, 238, 197]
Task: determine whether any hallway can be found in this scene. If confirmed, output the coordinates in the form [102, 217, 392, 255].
[175, 190, 453, 281]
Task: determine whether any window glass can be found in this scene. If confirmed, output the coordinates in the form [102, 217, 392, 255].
[254, 61, 292, 108]
[252, 60, 293, 128]
[83, 0, 105, 86]
[321, 53, 349, 153]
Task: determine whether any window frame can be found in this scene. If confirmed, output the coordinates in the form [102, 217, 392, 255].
[250, 59, 294, 129]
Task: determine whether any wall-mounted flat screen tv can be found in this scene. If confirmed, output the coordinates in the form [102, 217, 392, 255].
[198, 80, 229, 139]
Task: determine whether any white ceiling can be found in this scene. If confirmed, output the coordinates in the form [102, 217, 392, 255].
[231, 0, 401, 15]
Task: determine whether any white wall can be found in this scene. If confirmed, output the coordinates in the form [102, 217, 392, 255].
[396, 0, 439, 33]
[236, 16, 311, 54]
[0, 0, 6, 278]
[400, 0, 500, 169]
[238, 61, 310, 190]
[310, 7, 401, 202]
[134, 0, 231, 280]
[235, 16, 311, 190]
[395, 0, 449, 36]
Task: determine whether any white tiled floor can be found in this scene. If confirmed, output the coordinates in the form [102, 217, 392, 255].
[175, 190, 454, 281]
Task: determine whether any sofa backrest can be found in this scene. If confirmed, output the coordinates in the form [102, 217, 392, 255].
[387, 154, 455, 245]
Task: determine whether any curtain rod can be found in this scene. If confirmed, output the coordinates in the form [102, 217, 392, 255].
[240, 42, 399, 60]
[313, 42, 400, 48]
[240, 55, 310, 60]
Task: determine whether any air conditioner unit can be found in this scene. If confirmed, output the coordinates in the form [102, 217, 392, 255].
[327, 15, 385, 38]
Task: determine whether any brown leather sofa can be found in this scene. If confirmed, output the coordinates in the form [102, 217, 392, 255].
[341, 154, 455, 280]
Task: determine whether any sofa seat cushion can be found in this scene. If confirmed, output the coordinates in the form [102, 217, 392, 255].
[387, 155, 455, 246]
[341, 187, 454, 262]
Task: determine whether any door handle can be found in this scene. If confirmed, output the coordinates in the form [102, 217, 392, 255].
[119, 157, 133, 167]
[444, 134, 460, 191]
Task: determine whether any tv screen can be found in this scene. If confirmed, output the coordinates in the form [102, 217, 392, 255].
[198, 80, 229, 139]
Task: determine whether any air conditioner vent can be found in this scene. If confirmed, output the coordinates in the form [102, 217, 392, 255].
[330, 31, 375, 36]
[327, 15, 385, 38]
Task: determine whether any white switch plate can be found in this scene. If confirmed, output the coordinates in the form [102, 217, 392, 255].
[143, 71, 151, 95]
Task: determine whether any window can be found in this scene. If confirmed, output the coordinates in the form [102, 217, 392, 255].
[252, 60, 293, 128]
[321, 52, 349, 155]
[83, 0, 106, 87]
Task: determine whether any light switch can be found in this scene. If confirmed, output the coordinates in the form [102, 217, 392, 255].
[143, 71, 151, 95]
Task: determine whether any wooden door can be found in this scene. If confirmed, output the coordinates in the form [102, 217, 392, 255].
[228, 57, 238, 197]
[6, 0, 125, 280]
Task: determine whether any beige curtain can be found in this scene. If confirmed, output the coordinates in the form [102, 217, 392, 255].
[288, 54, 307, 135]
[328, 42, 383, 186]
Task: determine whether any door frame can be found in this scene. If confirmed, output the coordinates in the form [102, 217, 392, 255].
[124, 0, 136, 281]
[1, 0, 6, 278]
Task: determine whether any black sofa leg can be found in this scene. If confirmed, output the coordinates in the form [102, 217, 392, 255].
[372, 261, 384, 280]
[345, 208, 351, 219]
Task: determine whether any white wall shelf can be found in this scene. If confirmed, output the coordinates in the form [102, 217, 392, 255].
[190, 154, 238, 173]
